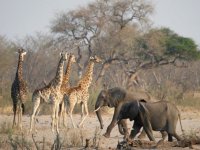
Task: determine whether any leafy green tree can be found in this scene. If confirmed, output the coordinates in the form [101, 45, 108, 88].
[163, 28, 199, 59]
[136, 27, 199, 65]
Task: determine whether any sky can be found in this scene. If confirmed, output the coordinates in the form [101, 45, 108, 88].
[0, 0, 200, 46]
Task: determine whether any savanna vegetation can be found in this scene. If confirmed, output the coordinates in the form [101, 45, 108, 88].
[1, 0, 200, 149]
[0, 0, 200, 113]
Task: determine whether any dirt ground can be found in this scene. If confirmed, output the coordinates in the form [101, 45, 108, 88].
[0, 107, 200, 149]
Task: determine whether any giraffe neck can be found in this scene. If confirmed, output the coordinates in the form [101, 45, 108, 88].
[16, 54, 23, 81]
[51, 57, 65, 89]
[62, 56, 73, 86]
[78, 61, 94, 86]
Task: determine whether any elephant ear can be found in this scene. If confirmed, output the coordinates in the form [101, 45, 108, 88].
[138, 102, 153, 131]
[101, 90, 108, 99]
[109, 87, 126, 102]
[138, 102, 150, 120]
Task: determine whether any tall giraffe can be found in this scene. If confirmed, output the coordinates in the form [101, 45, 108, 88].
[67, 56, 102, 128]
[11, 48, 28, 129]
[30, 52, 68, 133]
[59, 53, 76, 127]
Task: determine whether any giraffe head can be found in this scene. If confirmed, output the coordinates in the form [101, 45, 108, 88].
[60, 51, 68, 61]
[18, 48, 27, 61]
[90, 55, 102, 63]
[69, 53, 76, 63]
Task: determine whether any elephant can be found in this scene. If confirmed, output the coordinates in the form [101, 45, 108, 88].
[94, 87, 151, 138]
[117, 100, 183, 141]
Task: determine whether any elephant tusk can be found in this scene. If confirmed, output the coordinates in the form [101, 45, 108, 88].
[94, 107, 101, 112]
[115, 120, 119, 126]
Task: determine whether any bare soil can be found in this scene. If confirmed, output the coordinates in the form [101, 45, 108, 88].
[0, 107, 200, 149]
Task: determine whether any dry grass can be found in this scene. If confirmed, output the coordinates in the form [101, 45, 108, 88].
[176, 96, 200, 109]
[65, 128, 84, 147]
[1, 127, 102, 149]
[181, 128, 200, 141]
[117, 129, 200, 150]
[0, 121, 14, 135]
[1, 87, 200, 116]
[8, 133, 33, 150]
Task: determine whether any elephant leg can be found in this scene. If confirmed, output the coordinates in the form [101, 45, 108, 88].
[168, 125, 182, 141]
[143, 127, 155, 141]
[104, 104, 123, 138]
[129, 123, 142, 140]
[171, 132, 182, 141]
[138, 128, 146, 139]
[161, 131, 168, 141]
[104, 120, 118, 138]
[168, 133, 173, 142]
[141, 116, 155, 141]
[138, 106, 155, 141]
[168, 121, 182, 141]
[118, 120, 129, 139]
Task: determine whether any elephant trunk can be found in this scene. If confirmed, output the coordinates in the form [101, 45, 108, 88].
[118, 119, 128, 135]
[95, 103, 104, 129]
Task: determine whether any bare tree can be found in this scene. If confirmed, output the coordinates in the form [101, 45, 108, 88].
[51, 0, 153, 82]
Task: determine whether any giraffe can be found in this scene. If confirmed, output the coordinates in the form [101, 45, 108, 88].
[11, 48, 28, 129]
[59, 53, 76, 127]
[30, 52, 68, 133]
[67, 56, 102, 128]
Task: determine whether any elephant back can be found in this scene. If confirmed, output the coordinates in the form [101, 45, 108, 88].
[127, 90, 152, 102]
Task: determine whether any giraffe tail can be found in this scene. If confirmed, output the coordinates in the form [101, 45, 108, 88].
[21, 103, 25, 115]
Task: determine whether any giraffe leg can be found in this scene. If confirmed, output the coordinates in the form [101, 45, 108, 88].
[78, 102, 89, 128]
[80, 102, 85, 119]
[55, 103, 60, 134]
[62, 100, 67, 128]
[30, 96, 40, 133]
[51, 103, 56, 133]
[58, 102, 62, 128]
[19, 103, 22, 130]
[69, 102, 76, 128]
[58, 100, 66, 128]
[17, 104, 20, 128]
[35, 105, 41, 123]
[79, 102, 85, 128]
[12, 103, 17, 128]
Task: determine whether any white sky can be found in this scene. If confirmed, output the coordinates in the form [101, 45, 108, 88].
[152, 0, 200, 46]
[0, 0, 200, 46]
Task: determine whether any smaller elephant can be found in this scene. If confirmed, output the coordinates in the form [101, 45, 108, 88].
[117, 100, 183, 141]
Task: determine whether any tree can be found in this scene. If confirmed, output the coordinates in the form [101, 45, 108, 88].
[162, 28, 199, 60]
[51, 0, 153, 80]
[0, 36, 16, 97]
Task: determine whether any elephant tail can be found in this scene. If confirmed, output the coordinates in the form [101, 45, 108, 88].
[178, 112, 184, 133]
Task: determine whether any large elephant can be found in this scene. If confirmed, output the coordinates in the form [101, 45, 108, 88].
[94, 87, 151, 138]
[117, 100, 183, 141]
